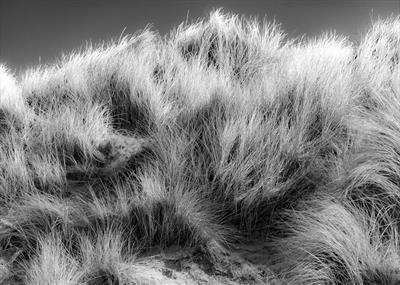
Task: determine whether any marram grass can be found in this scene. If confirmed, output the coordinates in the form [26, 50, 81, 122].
[1, 9, 400, 284]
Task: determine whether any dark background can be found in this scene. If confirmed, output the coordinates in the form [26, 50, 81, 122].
[0, 0, 399, 72]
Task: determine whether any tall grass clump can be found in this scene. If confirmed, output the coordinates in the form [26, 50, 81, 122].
[268, 197, 400, 284]
[1, 9, 400, 284]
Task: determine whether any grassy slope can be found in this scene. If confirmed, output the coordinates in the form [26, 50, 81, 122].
[1, 10, 400, 284]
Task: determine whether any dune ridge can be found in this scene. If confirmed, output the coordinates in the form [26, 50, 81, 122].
[1, 10, 400, 284]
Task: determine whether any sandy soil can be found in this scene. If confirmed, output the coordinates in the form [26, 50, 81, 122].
[132, 241, 279, 285]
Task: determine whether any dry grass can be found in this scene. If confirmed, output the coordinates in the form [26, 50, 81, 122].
[1, 9, 400, 284]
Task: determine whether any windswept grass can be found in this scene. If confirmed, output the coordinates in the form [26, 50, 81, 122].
[1, 9, 400, 284]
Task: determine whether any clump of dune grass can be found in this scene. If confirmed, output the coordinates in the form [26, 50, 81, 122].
[268, 197, 400, 284]
[1, 9, 400, 284]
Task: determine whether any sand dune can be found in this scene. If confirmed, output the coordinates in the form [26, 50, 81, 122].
[1, 10, 400, 284]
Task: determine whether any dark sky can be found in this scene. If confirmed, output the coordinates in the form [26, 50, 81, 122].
[0, 0, 399, 71]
